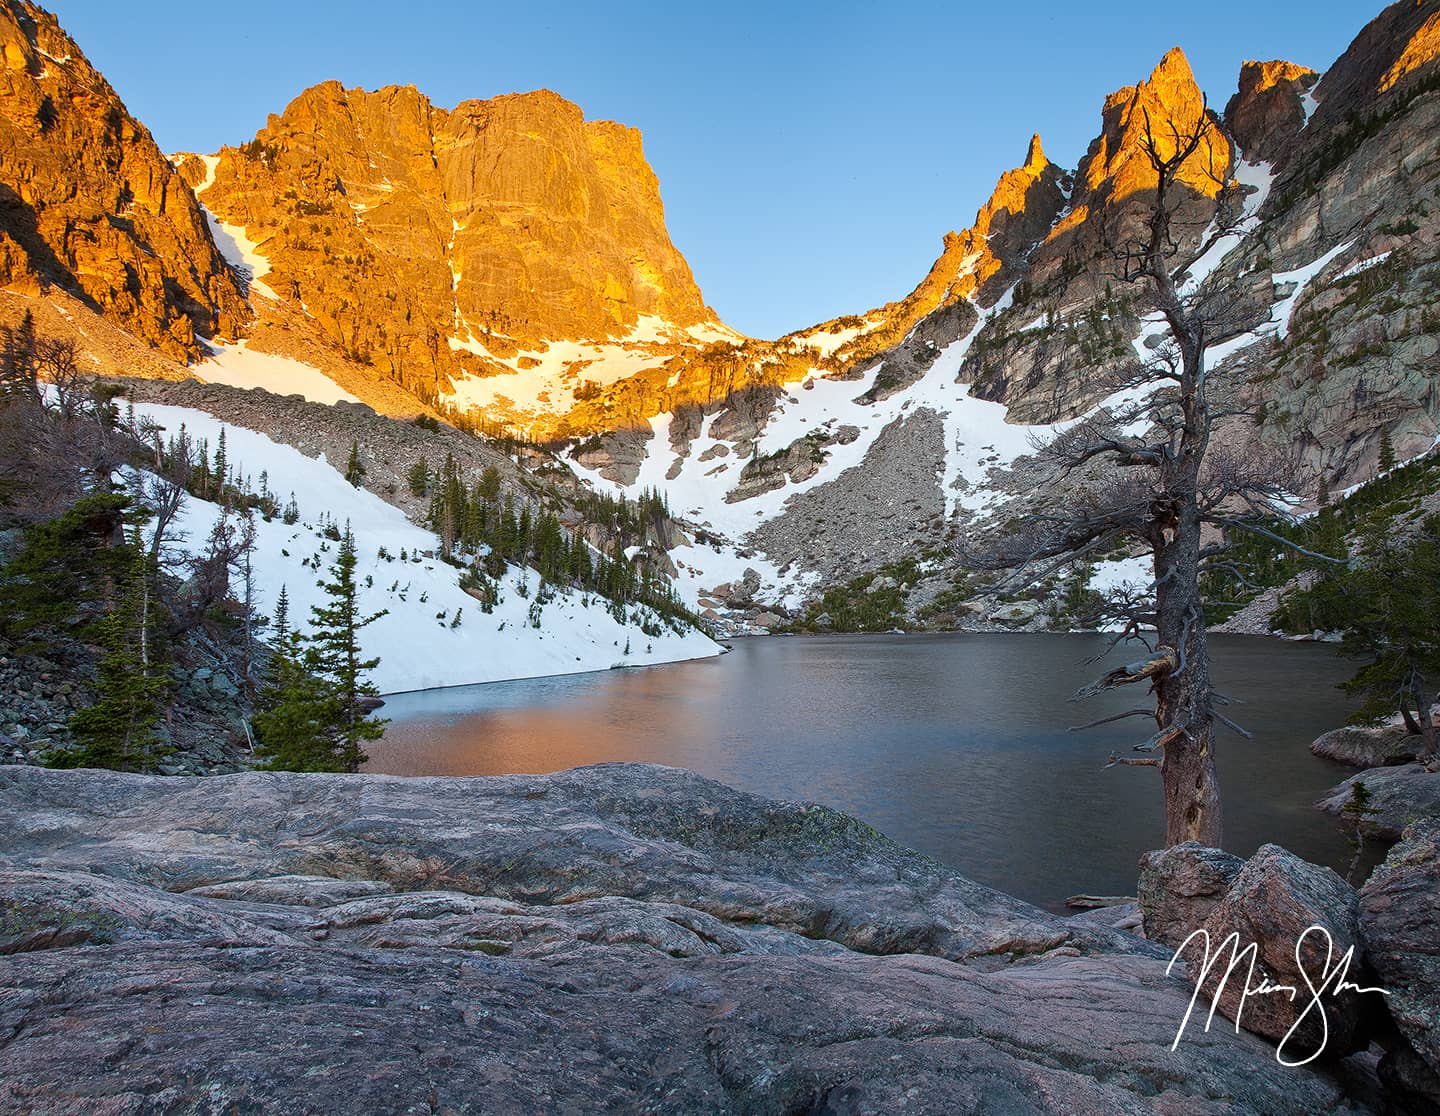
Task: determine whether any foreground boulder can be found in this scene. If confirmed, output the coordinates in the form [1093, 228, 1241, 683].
[1360, 820, 1440, 1107]
[0, 765, 1377, 1112]
[1318, 764, 1440, 840]
[1183, 845, 1378, 1063]
[1137, 842, 1245, 950]
[0, 763, 1099, 962]
[1311, 723, 1425, 768]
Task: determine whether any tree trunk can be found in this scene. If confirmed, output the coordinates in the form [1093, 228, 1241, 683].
[1152, 505, 1222, 847]
[1411, 675, 1438, 763]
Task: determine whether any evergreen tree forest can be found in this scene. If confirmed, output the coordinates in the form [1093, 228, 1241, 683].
[419, 454, 697, 635]
[0, 317, 204, 770]
[0, 316, 380, 773]
[1277, 510, 1440, 762]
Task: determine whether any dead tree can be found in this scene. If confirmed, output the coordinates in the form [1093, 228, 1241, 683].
[967, 101, 1329, 847]
[0, 324, 130, 527]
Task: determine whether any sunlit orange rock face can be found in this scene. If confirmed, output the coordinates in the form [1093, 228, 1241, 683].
[1381, 8, 1440, 91]
[1024, 47, 1231, 307]
[1224, 60, 1316, 163]
[0, 1, 246, 359]
[897, 133, 1069, 314]
[193, 82, 713, 401]
[1078, 47, 1230, 218]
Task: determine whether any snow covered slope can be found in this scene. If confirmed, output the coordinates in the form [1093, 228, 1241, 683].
[192, 339, 361, 406]
[133, 403, 720, 694]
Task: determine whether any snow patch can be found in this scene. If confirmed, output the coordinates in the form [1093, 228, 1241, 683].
[686, 320, 746, 346]
[789, 321, 876, 357]
[1299, 82, 1321, 129]
[1180, 160, 1275, 297]
[194, 339, 361, 406]
[1336, 251, 1392, 280]
[193, 155, 220, 195]
[131, 403, 719, 694]
[1272, 240, 1355, 340]
[200, 201, 275, 301]
[1089, 554, 1152, 596]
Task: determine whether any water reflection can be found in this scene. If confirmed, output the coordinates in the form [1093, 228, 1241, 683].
[366, 633, 1362, 910]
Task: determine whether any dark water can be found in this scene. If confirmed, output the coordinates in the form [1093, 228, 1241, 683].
[364, 633, 1365, 910]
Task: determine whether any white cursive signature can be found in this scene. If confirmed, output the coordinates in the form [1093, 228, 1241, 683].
[1167, 924, 1390, 1067]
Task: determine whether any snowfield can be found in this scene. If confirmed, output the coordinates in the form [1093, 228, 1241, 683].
[132, 403, 720, 694]
[444, 315, 738, 428]
[193, 338, 361, 406]
[1088, 554, 1153, 596]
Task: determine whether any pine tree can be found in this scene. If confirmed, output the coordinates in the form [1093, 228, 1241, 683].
[1316, 472, 1331, 508]
[478, 465, 501, 507]
[273, 582, 291, 640]
[213, 427, 229, 498]
[303, 525, 388, 770]
[59, 523, 168, 770]
[0, 310, 38, 399]
[253, 585, 339, 771]
[407, 456, 429, 497]
[345, 439, 366, 488]
[1378, 426, 1396, 475]
[196, 437, 210, 500]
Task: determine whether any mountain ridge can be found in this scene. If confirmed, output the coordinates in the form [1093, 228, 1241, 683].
[0, 0, 247, 360]
[2, 0, 1438, 627]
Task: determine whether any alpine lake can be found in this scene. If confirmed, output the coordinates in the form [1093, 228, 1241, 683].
[365, 632, 1367, 911]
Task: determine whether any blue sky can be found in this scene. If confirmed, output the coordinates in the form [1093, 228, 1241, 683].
[52, 1, 1376, 337]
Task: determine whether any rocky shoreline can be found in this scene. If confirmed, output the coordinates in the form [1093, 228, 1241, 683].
[2, 762, 1427, 1113]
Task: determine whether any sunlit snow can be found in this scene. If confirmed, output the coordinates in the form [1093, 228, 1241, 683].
[131, 404, 719, 693]
[194, 339, 360, 406]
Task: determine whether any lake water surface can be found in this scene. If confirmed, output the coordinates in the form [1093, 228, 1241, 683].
[364, 633, 1364, 910]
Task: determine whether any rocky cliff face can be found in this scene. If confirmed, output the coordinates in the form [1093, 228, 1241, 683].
[1224, 60, 1317, 163]
[186, 81, 717, 408]
[576, 1, 1440, 619]
[0, 0, 246, 360]
[2, 0, 1438, 622]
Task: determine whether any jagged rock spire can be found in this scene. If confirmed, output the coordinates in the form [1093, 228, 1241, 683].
[1024, 133, 1047, 173]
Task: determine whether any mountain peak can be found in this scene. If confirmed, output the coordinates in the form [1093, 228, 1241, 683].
[1225, 59, 1317, 162]
[0, 0, 246, 359]
[1024, 133, 1047, 173]
[1241, 58, 1317, 93]
[193, 78, 711, 405]
[1149, 45, 1195, 87]
[1075, 41, 1229, 209]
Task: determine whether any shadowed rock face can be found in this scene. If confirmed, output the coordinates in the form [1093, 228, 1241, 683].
[0, 1, 246, 359]
[1318, 764, 1440, 841]
[0, 764, 1372, 1113]
[1224, 60, 1317, 164]
[1137, 842, 1245, 950]
[1360, 819, 1440, 1104]
[0, 762, 1109, 961]
[1301, 0, 1440, 142]
[1311, 723, 1426, 768]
